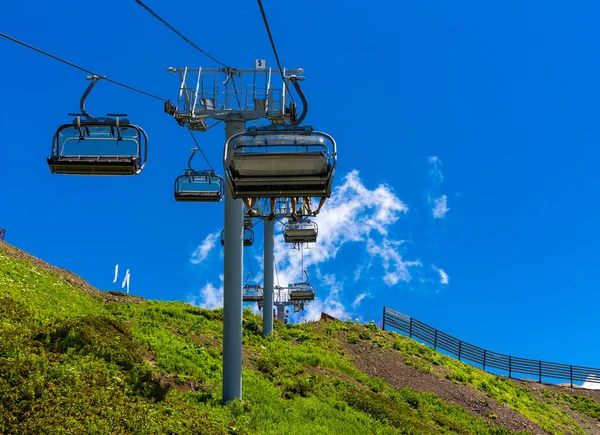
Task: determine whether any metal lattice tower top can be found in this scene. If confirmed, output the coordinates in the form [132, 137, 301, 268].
[164, 62, 304, 129]
[0, 227, 5, 241]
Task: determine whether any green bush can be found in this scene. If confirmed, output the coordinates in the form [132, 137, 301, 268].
[44, 315, 142, 370]
[344, 387, 435, 434]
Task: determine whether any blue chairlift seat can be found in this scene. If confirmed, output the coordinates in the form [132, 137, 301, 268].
[283, 219, 318, 243]
[48, 117, 148, 176]
[174, 171, 224, 202]
[220, 228, 254, 247]
[224, 125, 337, 199]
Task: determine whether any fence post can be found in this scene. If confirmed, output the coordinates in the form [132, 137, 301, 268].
[483, 350, 487, 372]
[509, 356, 512, 378]
[458, 341, 462, 361]
[570, 366, 573, 388]
[382, 306, 386, 331]
[539, 361, 542, 383]
[409, 318, 413, 338]
[433, 330, 438, 350]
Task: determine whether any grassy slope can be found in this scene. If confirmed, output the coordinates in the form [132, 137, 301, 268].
[1, 242, 599, 434]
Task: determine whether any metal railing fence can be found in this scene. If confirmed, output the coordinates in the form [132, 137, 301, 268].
[383, 307, 600, 387]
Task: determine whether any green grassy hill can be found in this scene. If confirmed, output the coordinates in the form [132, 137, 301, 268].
[1, 241, 600, 434]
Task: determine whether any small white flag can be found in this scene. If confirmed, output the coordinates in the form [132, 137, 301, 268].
[113, 264, 119, 283]
[121, 269, 130, 291]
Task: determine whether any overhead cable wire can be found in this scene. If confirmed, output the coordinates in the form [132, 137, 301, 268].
[256, 0, 286, 87]
[230, 75, 243, 109]
[187, 129, 214, 171]
[274, 255, 281, 287]
[134, 0, 242, 108]
[256, 0, 296, 105]
[0, 31, 166, 102]
[300, 243, 304, 283]
[135, 0, 229, 69]
[245, 246, 255, 279]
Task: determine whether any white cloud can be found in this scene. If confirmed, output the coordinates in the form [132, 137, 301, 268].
[302, 273, 350, 322]
[353, 264, 364, 282]
[187, 170, 431, 320]
[272, 170, 414, 288]
[432, 195, 450, 218]
[188, 282, 223, 309]
[352, 292, 370, 308]
[190, 231, 220, 265]
[426, 156, 452, 219]
[366, 239, 421, 286]
[187, 274, 224, 309]
[581, 375, 600, 390]
[433, 266, 449, 284]
[428, 156, 444, 185]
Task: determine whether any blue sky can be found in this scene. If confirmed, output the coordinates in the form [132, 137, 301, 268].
[2, 0, 600, 374]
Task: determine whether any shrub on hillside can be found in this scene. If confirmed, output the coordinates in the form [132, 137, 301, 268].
[344, 388, 435, 434]
[43, 315, 143, 370]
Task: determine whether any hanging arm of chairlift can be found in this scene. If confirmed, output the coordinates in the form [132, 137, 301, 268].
[288, 75, 308, 126]
[187, 147, 199, 173]
[80, 75, 102, 121]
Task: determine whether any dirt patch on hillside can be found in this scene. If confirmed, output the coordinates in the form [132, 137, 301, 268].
[343, 339, 548, 434]
[0, 241, 143, 304]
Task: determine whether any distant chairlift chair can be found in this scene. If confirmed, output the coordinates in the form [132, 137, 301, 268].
[220, 227, 254, 247]
[243, 285, 264, 304]
[283, 219, 318, 244]
[288, 282, 316, 302]
[174, 146, 224, 202]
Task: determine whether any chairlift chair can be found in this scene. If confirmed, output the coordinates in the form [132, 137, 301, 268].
[289, 282, 316, 301]
[47, 76, 148, 176]
[242, 284, 264, 303]
[174, 147, 224, 202]
[223, 125, 337, 199]
[174, 171, 223, 202]
[220, 227, 255, 247]
[283, 219, 318, 244]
